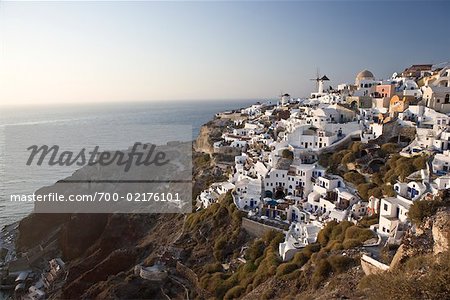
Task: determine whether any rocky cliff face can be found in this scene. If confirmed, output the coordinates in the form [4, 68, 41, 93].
[194, 118, 232, 154]
[432, 209, 450, 254]
[358, 208, 450, 299]
[392, 207, 450, 268]
[194, 124, 215, 154]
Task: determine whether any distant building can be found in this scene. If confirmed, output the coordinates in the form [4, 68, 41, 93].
[372, 84, 395, 109]
[401, 64, 432, 78]
[389, 95, 415, 116]
[423, 86, 450, 113]
[354, 69, 380, 97]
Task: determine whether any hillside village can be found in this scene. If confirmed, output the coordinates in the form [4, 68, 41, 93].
[196, 63, 450, 264]
[2, 64, 450, 300]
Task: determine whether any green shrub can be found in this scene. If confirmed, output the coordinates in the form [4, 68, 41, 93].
[359, 214, 379, 228]
[344, 172, 366, 185]
[330, 221, 353, 241]
[331, 241, 343, 251]
[342, 238, 362, 249]
[243, 261, 257, 273]
[324, 240, 343, 251]
[214, 237, 228, 261]
[372, 173, 384, 186]
[342, 152, 356, 165]
[281, 149, 294, 160]
[368, 186, 383, 199]
[328, 255, 355, 273]
[350, 141, 363, 153]
[357, 183, 376, 201]
[318, 153, 332, 168]
[312, 259, 332, 288]
[292, 252, 309, 267]
[223, 285, 245, 300]
[302, 243, 321, 257]
[381, 143, 399, 155]
[413, 155, 427, 170]
[317, 220, 340, 246]
[246, 239, 265, 261]
[276, 262, 298, 277]
[381, 184, 395, 197]
[345, 226, 374, 242]
[408, 200, 450, 225]
[383, 169, 398, 185]
[204, 262, 223, 274]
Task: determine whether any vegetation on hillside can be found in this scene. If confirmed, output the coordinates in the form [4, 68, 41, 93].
[199, 230, 284, 299]
[408, 198, 450, 225]
[359, 251, 450, 300]
[320, 141, 428, 201]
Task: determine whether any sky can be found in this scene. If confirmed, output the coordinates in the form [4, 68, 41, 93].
[1, 1, 449, 106]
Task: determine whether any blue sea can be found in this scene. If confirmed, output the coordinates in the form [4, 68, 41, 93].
[0, 99, 257, 228]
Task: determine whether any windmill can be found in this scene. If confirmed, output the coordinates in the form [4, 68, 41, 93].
[310, 68, 321, 91]
[310, 68, 330, 94]
[279, 91, 290, 106]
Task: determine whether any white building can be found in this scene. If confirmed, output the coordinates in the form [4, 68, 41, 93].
[279, 221, 322, 261]
[432, 150, 450, 175]
[304, 174, 355, 222]
[423, 85, 450, 113]
[234, 176, 262, 210]
[353, 70, 380, 97]
[378, 180, 427, 242]
[361, 122, 383, 143]
[287, 125, 340, 150]
[197, 182, 235, 208]
[378, 197, 411, 237]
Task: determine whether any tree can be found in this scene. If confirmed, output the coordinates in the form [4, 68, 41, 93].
[350, 141, 363, 153]
[342, 152, 356, 165]
[408, 200, 450, 225]
[368, 186, 383, 199]
[395, 163, 415, 181]
[413, 155, 427, 170]
[344, 172, 366, 185]
[382, 184, 395, 197]
[381, 143, 399, 155]
[357, 183, 376, 201]
[372, 173, 384, 186]
[281, 149, 294, 160]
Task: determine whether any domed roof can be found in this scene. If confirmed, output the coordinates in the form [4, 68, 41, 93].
[356, 69, 375, 80]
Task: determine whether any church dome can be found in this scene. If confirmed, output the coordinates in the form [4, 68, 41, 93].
[356, 69, 375, 80]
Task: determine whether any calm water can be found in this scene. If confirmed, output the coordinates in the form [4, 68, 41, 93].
[0, 99, 256, 228]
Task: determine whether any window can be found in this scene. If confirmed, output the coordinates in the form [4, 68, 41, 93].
[384, 203, 388, 211]
[445, 94, 450, 104]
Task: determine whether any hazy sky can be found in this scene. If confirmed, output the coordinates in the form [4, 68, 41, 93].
[1, 1, 449, 106]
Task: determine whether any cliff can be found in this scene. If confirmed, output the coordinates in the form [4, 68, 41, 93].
[358, 208, 450, 299]
[194, 124, 215, 154]
[194, 118, 232, 154]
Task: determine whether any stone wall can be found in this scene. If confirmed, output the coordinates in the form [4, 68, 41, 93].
[242, 218, 284, 238]
[360, 254, 389, 275]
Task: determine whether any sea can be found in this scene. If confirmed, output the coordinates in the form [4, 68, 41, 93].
[0, 99, 258, 229]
